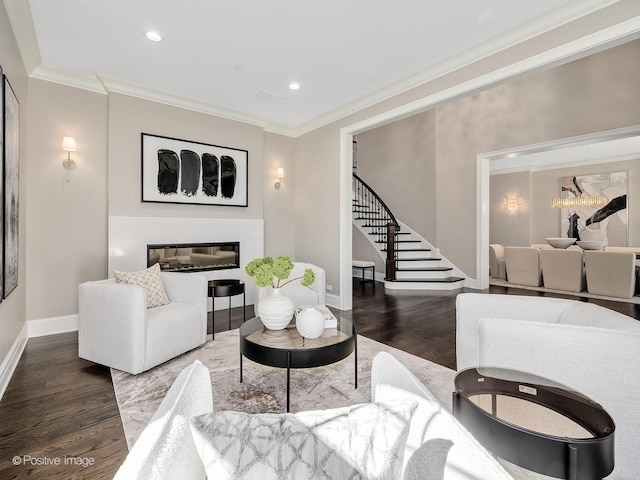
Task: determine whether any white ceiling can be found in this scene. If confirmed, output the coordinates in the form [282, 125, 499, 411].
[5, 0, 620, 135]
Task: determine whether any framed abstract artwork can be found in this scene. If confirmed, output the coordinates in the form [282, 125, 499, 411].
[141, 133, 248, 207]
[0, 66, 4, 301]
[3, 74, 19, 298]
[558, 171, 627, 246]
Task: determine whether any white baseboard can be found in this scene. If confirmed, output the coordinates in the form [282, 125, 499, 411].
[27, 314, 78, 338]
[0, 323, 28, 401]
[325, 293, 340, 309]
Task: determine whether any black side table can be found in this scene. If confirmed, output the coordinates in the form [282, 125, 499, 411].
[208, 279, 245, 339]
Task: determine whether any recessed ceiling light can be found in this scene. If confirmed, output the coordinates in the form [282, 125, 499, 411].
[145, 31, 162, 42]
[289, 82, 301, 90]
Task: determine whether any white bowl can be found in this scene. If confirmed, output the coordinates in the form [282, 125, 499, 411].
[577, 241, 605, 250]
[545, 237, 577, 249]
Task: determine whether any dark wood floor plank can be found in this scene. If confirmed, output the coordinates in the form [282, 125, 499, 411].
[0, 279, 637, 478]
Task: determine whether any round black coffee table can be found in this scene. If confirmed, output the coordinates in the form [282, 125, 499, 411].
[208, 279, 245, 339]
[453, 367, 615, 480]
[239, 316, 357, 412]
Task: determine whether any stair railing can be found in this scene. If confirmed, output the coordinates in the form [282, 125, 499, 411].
[352, 173, 400, 280]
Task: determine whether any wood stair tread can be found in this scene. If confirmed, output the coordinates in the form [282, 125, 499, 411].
[396, 267, 452, 272]
[374, 240, 421, 244]
[382, 248, 432, 252]
[396, 257, 442, 262]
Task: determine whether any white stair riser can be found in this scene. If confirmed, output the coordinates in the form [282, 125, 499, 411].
[384, 281, 464, 290]
[393, 251, 434, 260]
[395, 270, 452, 280]
[395, 260, 443, 268]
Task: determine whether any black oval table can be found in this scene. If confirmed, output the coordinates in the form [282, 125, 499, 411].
[453, 366, 615, 480]
[239, 316, 357, 412]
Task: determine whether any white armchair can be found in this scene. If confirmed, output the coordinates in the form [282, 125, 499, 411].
[78, 272, 208, 375]
[456, 293, 640, 479]
[255, 262, 326, 315]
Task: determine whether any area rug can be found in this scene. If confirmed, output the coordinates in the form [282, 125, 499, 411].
[112, 329, 456, 448]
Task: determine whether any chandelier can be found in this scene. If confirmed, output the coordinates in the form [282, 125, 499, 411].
[551, 196, 606, 208]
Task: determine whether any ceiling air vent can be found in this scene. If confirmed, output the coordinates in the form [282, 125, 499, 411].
[256, 90, 284, 102]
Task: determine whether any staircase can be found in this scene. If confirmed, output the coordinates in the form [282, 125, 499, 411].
[353, 174, 466, 290]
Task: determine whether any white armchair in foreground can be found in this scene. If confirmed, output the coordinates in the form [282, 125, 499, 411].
[78, 272, 208, 375]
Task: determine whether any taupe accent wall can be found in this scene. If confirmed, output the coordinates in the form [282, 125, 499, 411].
[489, 171, 531, 247]
[357, 110, 437, 243]
[26, 79, 108, 320]
[107, 93, 265, 220]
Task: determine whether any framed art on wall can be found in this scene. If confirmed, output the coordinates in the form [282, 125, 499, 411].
[558, 171, 627, 246]
[0, 66, 4, 301]
[3, 74, 19, 298]
[141, 133, 248, 207]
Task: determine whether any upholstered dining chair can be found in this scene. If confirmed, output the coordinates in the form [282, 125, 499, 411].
[504, 246, 542, 287]
[78, 271, 208, 375]
[488, 244, 506, 279]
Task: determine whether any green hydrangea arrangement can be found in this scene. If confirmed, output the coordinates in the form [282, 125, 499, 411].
[245, 256, 315, 289]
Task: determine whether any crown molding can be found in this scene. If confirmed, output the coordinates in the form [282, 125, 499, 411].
[3, 0, 41, 73]
[30, 65, 106, 93]
[98, 74, 272, 130]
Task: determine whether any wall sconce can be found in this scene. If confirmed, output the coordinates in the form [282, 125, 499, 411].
[62, 136, 76, 171]
[274, 167, 284, 189]
[505, 196, 520, 212]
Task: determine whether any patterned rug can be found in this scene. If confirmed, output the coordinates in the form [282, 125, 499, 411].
[111, 329, 456, 448]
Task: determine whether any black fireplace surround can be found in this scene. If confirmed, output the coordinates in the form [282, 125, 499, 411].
[147, 242, 240, 273]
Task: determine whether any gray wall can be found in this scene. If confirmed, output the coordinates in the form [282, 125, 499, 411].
[490, 171, 531, 247]
[26, 79, 108, 320]
[357, 110, 437, 243]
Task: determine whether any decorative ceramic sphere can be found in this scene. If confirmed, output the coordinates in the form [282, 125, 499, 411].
[258, 288, 294, 330]
[295, 306, 325, 339]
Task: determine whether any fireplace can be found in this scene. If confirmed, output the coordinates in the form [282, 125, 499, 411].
[147, 242, 240, 273]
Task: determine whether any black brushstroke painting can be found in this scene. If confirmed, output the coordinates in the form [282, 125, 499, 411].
[157, 149, 179, 194]
[567, 213, 581, 239]
[586, 195, 626, 226]
[220, 155, 236, 199]
[143, 133, 247, 206]
[202, 153, 219, 197]
[180, 150, 201, 196]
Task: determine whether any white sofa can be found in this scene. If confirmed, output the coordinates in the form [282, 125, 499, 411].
[255, 262, 326, 314]
[115, 353, 512, 480]
[456, 293, 640, 479]
[78, 272, 208, 375]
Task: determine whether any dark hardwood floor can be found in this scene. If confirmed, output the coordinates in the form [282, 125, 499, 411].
[1, 280, 638, 478]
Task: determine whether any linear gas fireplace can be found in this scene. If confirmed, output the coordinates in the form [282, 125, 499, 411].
[147, 242, 240, 273]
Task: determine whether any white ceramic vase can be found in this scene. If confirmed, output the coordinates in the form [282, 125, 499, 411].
[295, 306, 325, 339]
[258, 288, 295, 330]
